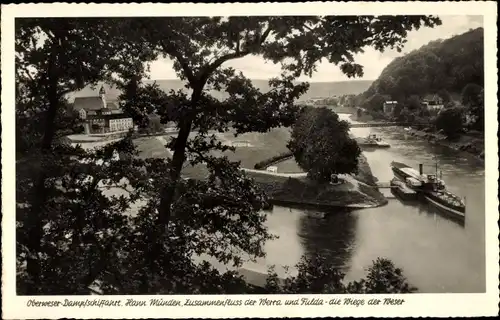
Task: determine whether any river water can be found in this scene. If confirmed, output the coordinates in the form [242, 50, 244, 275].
[73, 115, 485, 293]
[246, 113, 485, 293]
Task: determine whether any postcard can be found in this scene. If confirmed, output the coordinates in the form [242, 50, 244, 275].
[1, 1, 498, 318]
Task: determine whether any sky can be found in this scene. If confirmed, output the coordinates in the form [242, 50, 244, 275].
[147, 15, 483, 82]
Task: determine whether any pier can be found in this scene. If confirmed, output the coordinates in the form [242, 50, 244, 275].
[376, 182, 398, 189]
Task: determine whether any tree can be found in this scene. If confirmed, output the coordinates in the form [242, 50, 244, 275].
[364, 93, 386, 112]
[15, 18, 157, 294]
[288, 107, 361, 183]
[360, 27, 484, 105]
[461, 83, 483, 106]
[265, 254, 416, 294]
[147, 113, 163, 134]
[397, 107, 416, 123]
[124, 15, 442, 236]
[356, 107, 363, 119]
[347, 257, 417, 293]
[474, 88, 485, 130]
[17, 16, 441, 294]
[437, 89, 452, 104]
[461, 83, 484, 131]
[392, 103, 404, 119]
[435, 106, 465, 138]
[406, 95, 423, 111]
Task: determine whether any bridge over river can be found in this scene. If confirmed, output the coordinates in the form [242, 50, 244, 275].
[350, 122, 410, 128]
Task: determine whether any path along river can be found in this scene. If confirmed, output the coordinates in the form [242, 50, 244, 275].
[236, 113, 485, 293]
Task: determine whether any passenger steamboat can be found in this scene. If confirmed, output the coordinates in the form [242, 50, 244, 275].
[390, 161, 466, 218]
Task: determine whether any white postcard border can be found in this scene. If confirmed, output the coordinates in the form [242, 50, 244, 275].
[2, 2, 498, 318]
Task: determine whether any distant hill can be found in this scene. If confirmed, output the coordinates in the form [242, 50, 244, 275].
[358, 27, 484, 103]
[69, 79, 373, 102]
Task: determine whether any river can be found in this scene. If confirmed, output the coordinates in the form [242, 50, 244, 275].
[243, 113, 485, 293]
[73, 115, 485, 293]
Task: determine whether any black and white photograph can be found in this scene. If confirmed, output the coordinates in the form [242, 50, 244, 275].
[2, 2, 498, 318]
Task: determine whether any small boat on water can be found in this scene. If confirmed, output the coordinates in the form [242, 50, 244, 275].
[358, 134, 390, 148]
[390, 161, 466, 218]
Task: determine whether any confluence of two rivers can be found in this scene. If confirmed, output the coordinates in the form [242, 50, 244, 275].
[240, 113, 485, 293]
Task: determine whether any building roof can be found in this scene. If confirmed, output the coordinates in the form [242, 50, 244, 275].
[73, 97, 104, 111]
[74, 97, 121, 112]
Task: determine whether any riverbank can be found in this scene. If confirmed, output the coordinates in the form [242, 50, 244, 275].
[131, 130, 387, 209]
[349, 114, 484, 161]
[405, 128, 484, 160]
[246, 154, 387, 210]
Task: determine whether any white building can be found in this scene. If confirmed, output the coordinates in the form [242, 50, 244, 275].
[73, 85, 134, 134]
[266, 166, 278, 173]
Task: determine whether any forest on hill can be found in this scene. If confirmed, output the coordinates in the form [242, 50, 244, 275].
[357, 27, 484, 134]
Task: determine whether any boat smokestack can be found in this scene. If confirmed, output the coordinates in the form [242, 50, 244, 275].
[419, 164, 423, 175]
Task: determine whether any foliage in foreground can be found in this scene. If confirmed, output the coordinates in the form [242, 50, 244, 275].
[15, 16, 436, 294]
[266, 255, 416, 294]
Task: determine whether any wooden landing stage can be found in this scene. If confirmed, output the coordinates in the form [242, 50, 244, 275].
[376, 182, 398, 189]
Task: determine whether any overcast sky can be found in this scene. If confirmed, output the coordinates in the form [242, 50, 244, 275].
[147, 15, 483, 82]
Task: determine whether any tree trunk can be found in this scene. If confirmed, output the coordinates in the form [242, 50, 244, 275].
[157, 87, 201, 230]
[25, 51, 60, 294]
[144, 86, 201, 291]
[26, 96, 59, 294]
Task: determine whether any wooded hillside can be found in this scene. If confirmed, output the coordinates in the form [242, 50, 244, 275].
[356, 28, 484, 134]
[360, 27, 483, 102]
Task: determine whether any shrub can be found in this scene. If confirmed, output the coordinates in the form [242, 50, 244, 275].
[435, 106, 465, 138]
[254, 151, 293, 170]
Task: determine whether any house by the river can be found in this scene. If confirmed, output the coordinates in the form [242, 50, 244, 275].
[73, 86, 133, 134]
[383, 100, 399, 114]
[422, 94, 445, 113]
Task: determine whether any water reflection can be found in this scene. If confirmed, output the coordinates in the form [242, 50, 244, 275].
[297, 209, 358, 272]
[256, 114, 485, 293]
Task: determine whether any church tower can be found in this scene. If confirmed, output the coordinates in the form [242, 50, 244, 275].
[99, 85, 107, 109]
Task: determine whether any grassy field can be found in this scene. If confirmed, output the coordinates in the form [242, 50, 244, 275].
[134, 136, 172, 159]
[246, 170, 385, 207]
[133, 129, 386, 208]
[213, 128, 293, 168]
[134, 136, 210, 179]
[274, 157, 303, 173]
